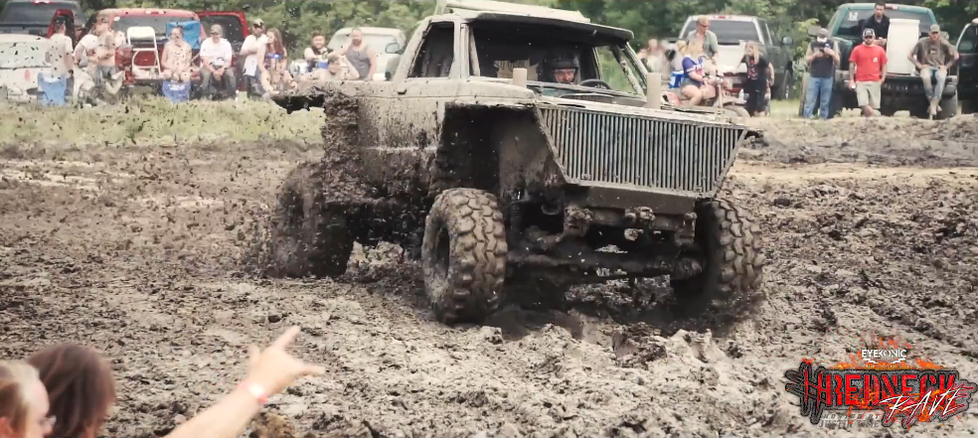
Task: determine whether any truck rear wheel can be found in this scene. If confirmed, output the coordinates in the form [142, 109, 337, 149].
[671, 199, 765, 322]
[266, 161, 355, 279]
[422, 188, 508, 325]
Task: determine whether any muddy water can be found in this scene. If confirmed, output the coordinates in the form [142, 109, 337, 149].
[1, 117, 977, 437]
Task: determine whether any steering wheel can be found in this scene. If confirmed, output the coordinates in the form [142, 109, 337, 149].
[579, 78, 612, 89]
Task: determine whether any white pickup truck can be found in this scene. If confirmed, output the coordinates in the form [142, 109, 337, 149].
[676, 15, 795, 100]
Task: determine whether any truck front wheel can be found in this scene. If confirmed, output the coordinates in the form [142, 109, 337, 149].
[671, 199, 766, 322]
[422, 188, 508, 325]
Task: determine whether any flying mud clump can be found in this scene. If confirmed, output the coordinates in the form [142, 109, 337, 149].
[240, 90, 369, 278]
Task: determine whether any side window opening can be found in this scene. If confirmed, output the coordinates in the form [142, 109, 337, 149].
[409, 23, 455, 78]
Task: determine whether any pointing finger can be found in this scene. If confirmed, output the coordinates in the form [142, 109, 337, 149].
[272, 326, 301, 350]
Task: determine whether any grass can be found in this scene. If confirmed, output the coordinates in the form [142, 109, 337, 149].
[0, 97, 324, 146]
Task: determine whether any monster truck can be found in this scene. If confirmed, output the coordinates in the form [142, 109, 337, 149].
[799, 3, 958, 119]
[266, 0, 766, 326]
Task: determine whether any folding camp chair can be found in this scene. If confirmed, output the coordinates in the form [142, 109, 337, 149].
[127, 26, 161, 80]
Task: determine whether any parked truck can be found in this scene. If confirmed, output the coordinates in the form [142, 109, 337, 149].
[678, 15, 795, 101]
[954, 17, 978, 114]
[798, 3, 957, 119]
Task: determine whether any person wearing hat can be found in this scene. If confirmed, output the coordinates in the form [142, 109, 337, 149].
[848, 28, 888, 117]
[859, 2, 890, 47]
[802, 28, 840, 119]
[909, 23, 959, 116]
[200, 24, 237, 99]
[240, 18, 270, 98]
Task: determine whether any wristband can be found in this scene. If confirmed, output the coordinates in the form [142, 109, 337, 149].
[238, 381, 268, 405]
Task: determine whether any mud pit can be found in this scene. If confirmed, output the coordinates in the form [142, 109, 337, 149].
[2, 112, 978, 438]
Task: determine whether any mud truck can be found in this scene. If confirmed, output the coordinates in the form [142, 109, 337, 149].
[799, 3, 958, 119]
[266, 0, 766, 325]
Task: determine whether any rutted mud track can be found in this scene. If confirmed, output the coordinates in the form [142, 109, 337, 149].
[2, 116, 978, 437]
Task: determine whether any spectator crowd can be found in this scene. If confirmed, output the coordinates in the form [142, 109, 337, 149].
[0, 327, 323, 438]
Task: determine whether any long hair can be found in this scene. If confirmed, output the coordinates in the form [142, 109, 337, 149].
[266, 28, 287, 57]
[29, 344, 116, 438]
[0, 361, 40, 436]
[745, 41, 761, 63]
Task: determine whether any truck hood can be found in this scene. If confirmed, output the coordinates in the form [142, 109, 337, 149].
[716, 43, 748, 74]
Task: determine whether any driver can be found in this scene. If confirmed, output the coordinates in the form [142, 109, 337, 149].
[546, 55, 580, 85]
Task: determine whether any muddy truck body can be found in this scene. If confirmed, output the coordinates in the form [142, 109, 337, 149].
[268, 0, 766, 325]
[800, 3, 958, 119]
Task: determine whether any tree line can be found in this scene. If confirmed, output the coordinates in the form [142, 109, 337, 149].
[4, 0, 977, 60]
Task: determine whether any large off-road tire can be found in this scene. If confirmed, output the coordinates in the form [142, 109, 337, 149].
[671, 199, 765, 321]
[936, 93, 958, 120]
[266, 161, 355, 279]
[422, 188, 507, 325]
[962, 99, 978, 115]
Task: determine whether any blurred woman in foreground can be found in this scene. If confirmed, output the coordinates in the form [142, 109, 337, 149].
[0, 361, 54, 438]
[27, 326, 323, 438]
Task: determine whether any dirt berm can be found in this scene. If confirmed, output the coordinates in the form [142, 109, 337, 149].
[0, 107, 976, 437]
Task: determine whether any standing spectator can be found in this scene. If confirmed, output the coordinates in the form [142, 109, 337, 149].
[860, 2, 890, 47]
[741, 41, 774, 117]
[803, 28, 840, 120]
[46, 17, 73, 79]
[0, 360, 55, 438]
[849, 28, 887, 117]
[93, 24, 123, 100]
[685, 17, 720, 71]
[161, 26, 193, 84]
[71, 22, 102, 103]
[336, 28, 376, 81]
[200, 24, 237, 99]
[27, 345, 116, 438]
[304, 31, 329, 72]
[637, 38, 669, 76]
[909, 24, 958, 117]
[240, 18, 269, 98]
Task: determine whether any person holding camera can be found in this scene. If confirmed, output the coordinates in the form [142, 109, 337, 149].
[802, 28, 840, 120]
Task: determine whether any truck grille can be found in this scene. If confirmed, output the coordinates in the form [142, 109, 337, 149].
[539, 106, 748, 196]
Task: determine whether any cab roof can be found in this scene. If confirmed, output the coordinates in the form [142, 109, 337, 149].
[333, 27, 403, 36]
[441, 9, 633, 42]
[839, 3, 933, 13]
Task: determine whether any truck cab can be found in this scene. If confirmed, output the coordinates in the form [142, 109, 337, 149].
[802, 3, 957, 119]
[954, 18, 978, 113]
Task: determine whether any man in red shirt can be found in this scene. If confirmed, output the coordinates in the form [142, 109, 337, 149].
[848, 28, 888, 117]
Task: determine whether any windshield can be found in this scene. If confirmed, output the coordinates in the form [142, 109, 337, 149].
[114, 16, 196, 39]
[681, 19, 760, 44]
[0, 41, 50, 68]
[838, 10, 933, 40]
[0, 2, 79, 25]
[327, 33, 398, 53]
[470, 23, 641, 95]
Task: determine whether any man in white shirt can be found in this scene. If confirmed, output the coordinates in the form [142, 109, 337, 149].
[46, 17, 74, 79]
[239, 17, 269, 98]
[200, 24, 236, 98]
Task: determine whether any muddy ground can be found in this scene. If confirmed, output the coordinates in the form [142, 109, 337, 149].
[1, 111, 977, 438]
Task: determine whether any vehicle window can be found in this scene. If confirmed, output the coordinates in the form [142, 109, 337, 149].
[757, 19, 771, 44]
[959, 25, 978, 53]
[114, 16, 195, 39]
[199, 15, 244, 45]
[409, 23, 454, 78]
[680, 19, 760, 44]
[0, 41, 50, 68]
[0, 1, 78, 25]
[838, 10, 933, 40]
[469, 23, 640, 95]
[327, 33, 399, 54]
[595, 47, 634, 93]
